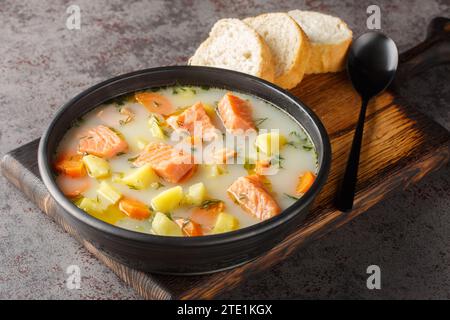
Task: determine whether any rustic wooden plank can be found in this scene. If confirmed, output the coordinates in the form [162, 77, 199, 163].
[0, 142, 174, 300]
[2, 68, 449, 299]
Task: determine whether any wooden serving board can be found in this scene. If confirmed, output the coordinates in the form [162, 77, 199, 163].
[2, 18, 450, 300]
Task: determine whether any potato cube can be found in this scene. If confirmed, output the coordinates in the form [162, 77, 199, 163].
[151, 212, 183, 236]
[151, 186, 184, 213]
[184, 182, 207, 206]
[121, 164, 158, 190]
[82, 155, 110, 178]
[148, 116, 166, 139]
[212, 212, 239, 234]
[97, 181, 122, 206]
[77, 197, 104, 215]
[255, 132, 287, 156]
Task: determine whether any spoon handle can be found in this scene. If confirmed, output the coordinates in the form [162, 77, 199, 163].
[335, 98, 369, 212]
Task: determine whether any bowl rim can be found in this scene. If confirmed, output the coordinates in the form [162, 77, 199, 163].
[38, 65, 331, 248]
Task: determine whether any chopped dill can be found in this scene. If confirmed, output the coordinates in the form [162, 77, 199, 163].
[109, 94, 131, 107]
[151, 182, 165, 190]
[127, 155, 139, 162]
[200, 199, 223, 209]
[287, 130, 314, 152]
[284, 193, 300, 201]
[254, 117, 268, 128]
[73, 117, 84, 127]
[270, 154, 285, 169]
[172, 86, 197, 95]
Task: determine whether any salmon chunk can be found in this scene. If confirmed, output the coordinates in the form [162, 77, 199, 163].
[133, 142, 196, 183]
[212, 147, 236, 164]
[78, 125, 128, 158]
[167, 102, 218, 140]
[218, 93, 256, 133]
[227, 175, 280, 220]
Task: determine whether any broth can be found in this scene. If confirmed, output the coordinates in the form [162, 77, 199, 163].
[54, 86, 318, 236]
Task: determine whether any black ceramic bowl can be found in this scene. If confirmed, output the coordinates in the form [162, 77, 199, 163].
[38, 66, 331, 275]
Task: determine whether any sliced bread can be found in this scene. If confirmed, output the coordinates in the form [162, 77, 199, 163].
[188, 18, 275, 82]
[244, 13, 311, 89]
[288, 10, 352, 74]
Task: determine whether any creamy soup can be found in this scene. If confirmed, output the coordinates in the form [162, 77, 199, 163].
[54, 86, 317, 236]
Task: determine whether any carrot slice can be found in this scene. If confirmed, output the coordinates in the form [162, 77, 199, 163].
[135, 92, 175, 115]
[54, 154, 86, 178]
[56, 175, 90, 198]
[190, 200, 224, 229]
[175, 218, 203, 237]
[118, 198, 151, 220]
[295, 171, 316, 195]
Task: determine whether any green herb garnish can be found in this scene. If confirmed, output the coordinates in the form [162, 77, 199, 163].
[127, 155, 139, 162]
[73, 117, 85, 127]
[254, 117, 268, 128]
[284, 193, 300, 201]
[270, 154, 285, 169]
[109, 94, 131, 107]
[151, 182, 165, 190]
[200, 199, 223, 209]
[287, 130, 314, 152]
[238, 194, 247, 201]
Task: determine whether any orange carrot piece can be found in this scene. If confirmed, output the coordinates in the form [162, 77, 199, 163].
[175, 218, 203, 237]
[54, 154, 86, 178]
[56, 175, 90, 198]
[135, 92, 175, 115]
[118, 198, 151, 220]
[295, 171, 316, 195]
[190, 201, 225, 229]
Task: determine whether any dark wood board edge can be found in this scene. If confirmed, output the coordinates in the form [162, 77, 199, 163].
[1, 144, 173, 300]
[172, 141, 450, 299]
[1, 96, 449, 300]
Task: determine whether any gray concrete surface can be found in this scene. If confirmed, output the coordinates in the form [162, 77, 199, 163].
[0, 0, 449, 299]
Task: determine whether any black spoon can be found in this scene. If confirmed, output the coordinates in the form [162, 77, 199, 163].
[335, 32, 399, 212]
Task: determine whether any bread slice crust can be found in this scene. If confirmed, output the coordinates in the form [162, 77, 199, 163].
[244, 13, 311, 89]
[188, 18, 275, 82]
[288, 10, 352, 74]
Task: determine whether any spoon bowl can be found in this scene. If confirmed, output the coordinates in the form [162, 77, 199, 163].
[335, 32, 398, 212]
[348, 32, 399, 99]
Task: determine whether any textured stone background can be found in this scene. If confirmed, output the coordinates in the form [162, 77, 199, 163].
[0, 0, 449, 299]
